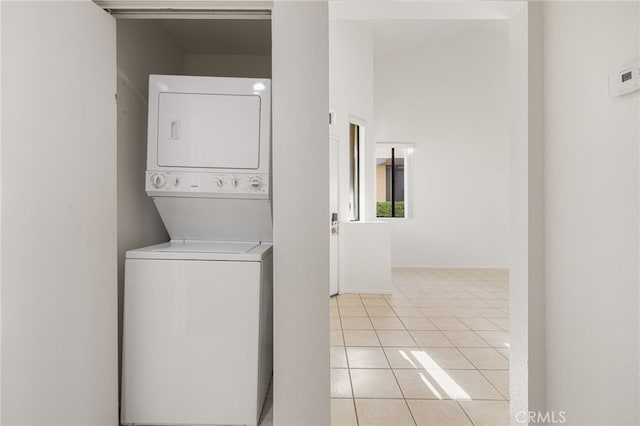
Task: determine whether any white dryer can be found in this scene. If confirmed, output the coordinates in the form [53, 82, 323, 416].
[144, 74, 272, 243]
[121, 75, 273, 426]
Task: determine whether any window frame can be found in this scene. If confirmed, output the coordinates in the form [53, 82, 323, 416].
[375, 142, 414, 220]
[348, 122, 361, 221]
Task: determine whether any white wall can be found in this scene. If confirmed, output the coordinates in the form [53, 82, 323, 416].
[339, 222, 391, 294]
[1, 2, 118, 424]
[329, 20, 375, 221]
[184, 53, 271, 78]
[543, 2, 639, 424]
[116, 18, 182, 387]
[272, 2, 330, 424]
[330, 20, 395, 295]
[374, 21, 510, 268]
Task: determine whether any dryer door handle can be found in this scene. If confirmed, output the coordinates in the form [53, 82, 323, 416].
[170, 120, 180, 140]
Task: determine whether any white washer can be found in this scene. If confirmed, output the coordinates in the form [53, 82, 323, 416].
[121, 241, 273, 426]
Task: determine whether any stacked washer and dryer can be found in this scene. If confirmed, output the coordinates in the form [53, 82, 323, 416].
[121, 75, 273, 426]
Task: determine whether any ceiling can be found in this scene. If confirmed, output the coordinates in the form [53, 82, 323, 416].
[155, 18, 271, 55]
[132, 17, 497, 58]
[370, 19, 500, 59]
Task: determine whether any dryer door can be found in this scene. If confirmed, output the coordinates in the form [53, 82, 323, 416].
[157, 92, 262, 169]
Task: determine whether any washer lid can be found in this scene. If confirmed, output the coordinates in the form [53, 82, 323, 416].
[126, 241, 272, 261]
[152, 240, 259, 254]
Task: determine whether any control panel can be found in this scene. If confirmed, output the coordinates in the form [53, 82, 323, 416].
[609, 61, 640, 97]
[146, 170, 269, 199]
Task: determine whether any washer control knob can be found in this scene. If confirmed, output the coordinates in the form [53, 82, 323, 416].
[215, 177, 224, 187]
[250, 176, 262, 189]
[151, 173, 166, 188]
[173, 177, 180, 187]
[231, 178, 239, 188]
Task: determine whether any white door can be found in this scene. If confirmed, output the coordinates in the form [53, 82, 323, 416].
[157, 92, 261, 169]
[1, 1, 118, 424]
[329, 136, 340, 296]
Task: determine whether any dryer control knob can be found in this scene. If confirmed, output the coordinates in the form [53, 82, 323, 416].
[250, 176, 262, 189]
[151, 173, 166, 189]
[231, 178, 239, 188]
[215, 178, 224, 187]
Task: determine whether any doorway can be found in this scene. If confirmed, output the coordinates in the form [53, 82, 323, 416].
[328, 2, 535, 425]
[113, 12, 274, 426]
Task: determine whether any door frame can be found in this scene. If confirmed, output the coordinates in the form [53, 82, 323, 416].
[329, 0, 544, 421]
[329, 134, 340, 296]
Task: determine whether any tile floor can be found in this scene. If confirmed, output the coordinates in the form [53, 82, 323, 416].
[330, 268, 510, 426]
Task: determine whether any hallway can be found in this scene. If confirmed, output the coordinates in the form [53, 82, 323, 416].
[330, 268, 510, 426]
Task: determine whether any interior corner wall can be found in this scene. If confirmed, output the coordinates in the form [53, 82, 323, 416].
[329, 19, 375, 222]
[116, 19, 180, 382]
[373, 21, 510, 268]
[507, 2, 548, 421]
[183, 54, 271, 78]
[543, 2, 640, 424]
[272, 2, 330, 425]
[525, 1, 547, 420]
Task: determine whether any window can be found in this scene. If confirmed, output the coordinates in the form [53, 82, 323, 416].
[376, 143, 412, 218]
[349, 123, 362, 221]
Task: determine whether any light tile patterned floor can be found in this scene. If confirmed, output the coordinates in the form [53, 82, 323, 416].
[331, 268, 510, 426]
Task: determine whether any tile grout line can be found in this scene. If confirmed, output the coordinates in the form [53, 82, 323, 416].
[365, 294, 418, 426]
[346, 297, 363, 426]
[456, 399, 477, 426]
[476, 368, 509, 401]
[453, 277, 480, 426]
[336, 295, 360, 426]
[448, 277, 509, 404]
